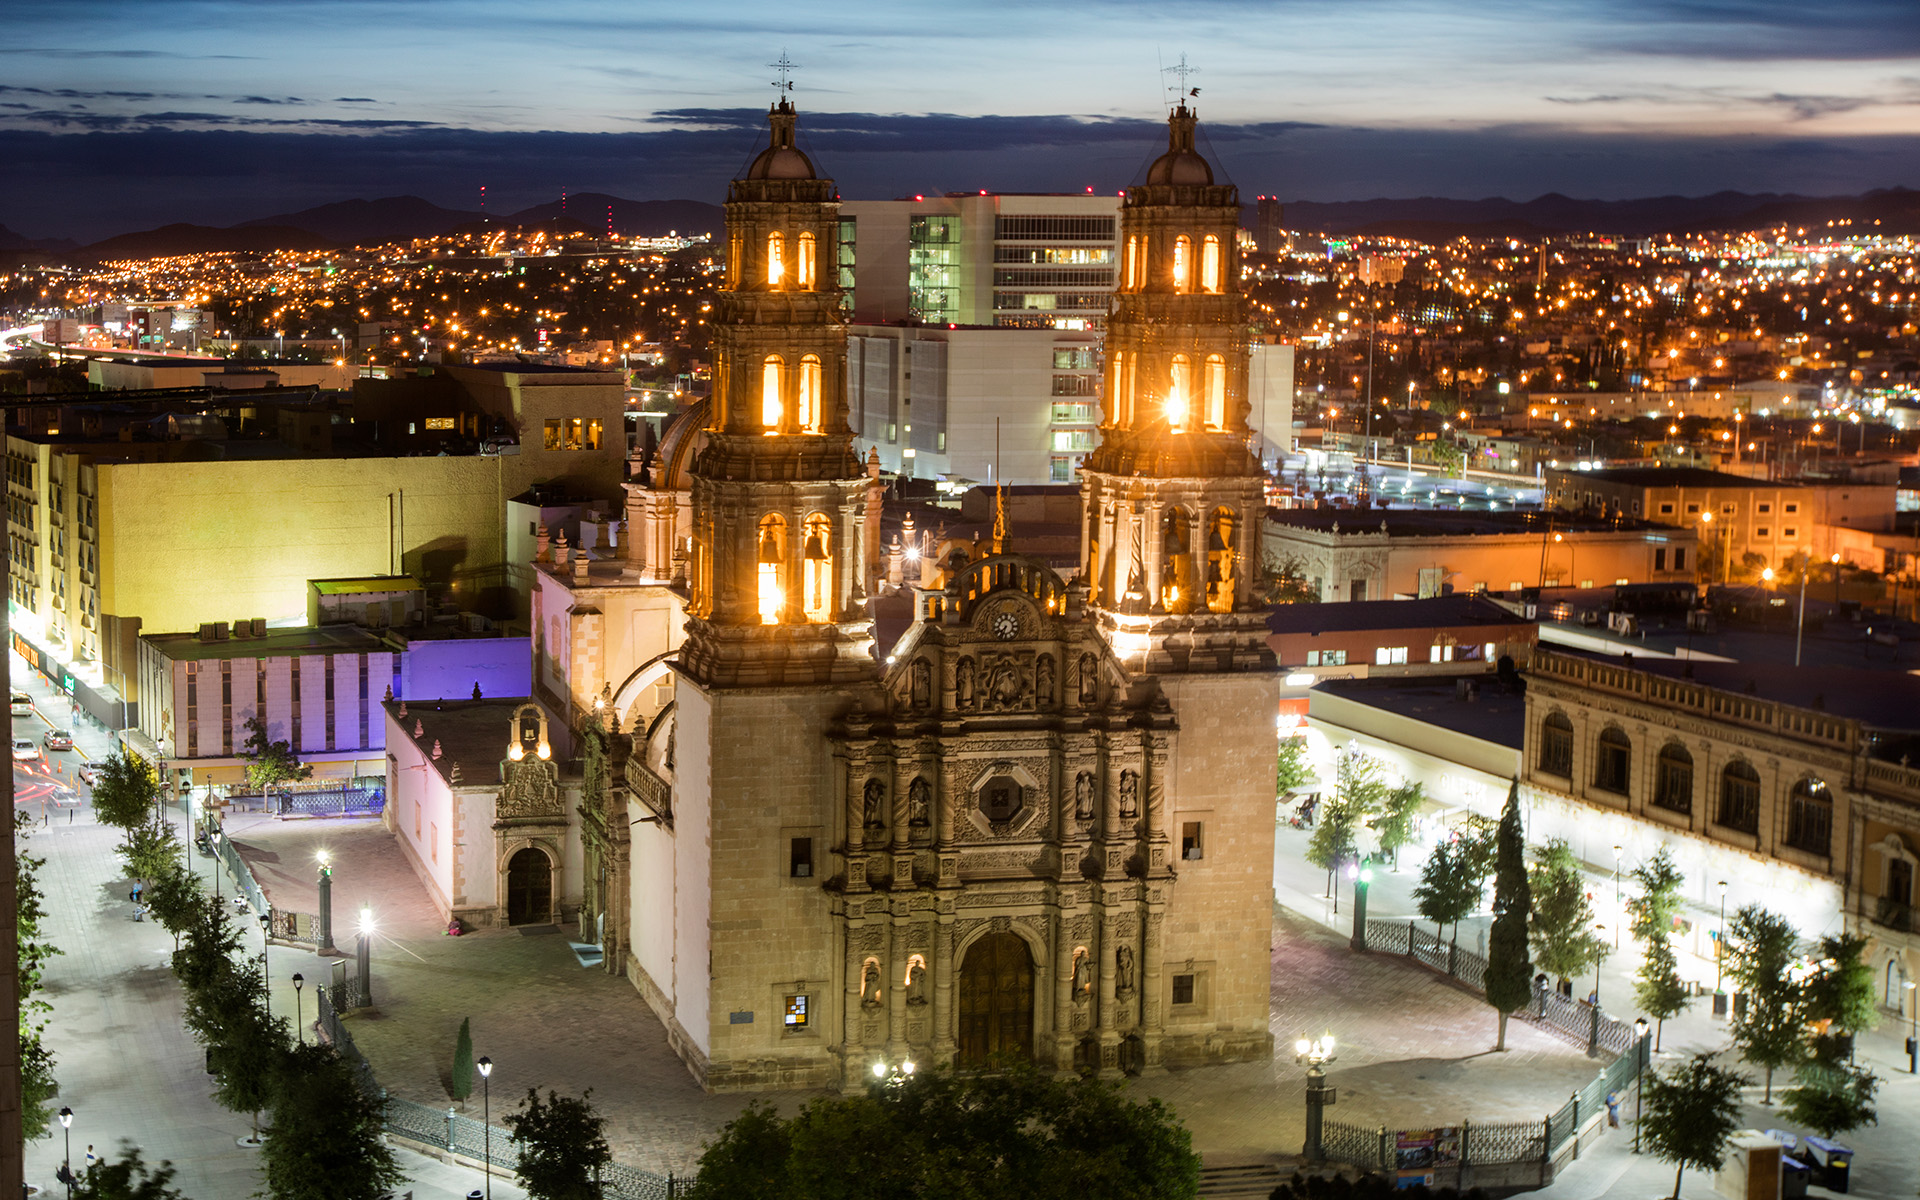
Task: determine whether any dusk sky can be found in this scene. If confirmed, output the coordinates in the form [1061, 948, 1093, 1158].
[6, 0, 1920, 241]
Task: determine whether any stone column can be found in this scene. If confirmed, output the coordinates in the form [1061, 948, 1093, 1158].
[931, 915, 956, 1066]
[846, 750, 869, 859]
[1051, 910, 1078, 1074]
[1139, 905, 1166, 1072]
[1096, 911, 1122, 1078]
[842, 924, 867, 1091]
[887, 904, 910, 1061]
[891, 748, 911, 855]
[1146, 737, 1170, 875]
[936, 757, 962, 887]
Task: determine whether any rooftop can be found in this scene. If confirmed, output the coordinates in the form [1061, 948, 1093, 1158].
[143, 623, 389, 661]
[1269, 594, 1534, 636]
[384, 697, 532, 789]
[1266, 508, 1677, 538]
[1551, 466, 1789, 489]
[1313, 675, 1527, 750]
[1549, 647, 1920, 734]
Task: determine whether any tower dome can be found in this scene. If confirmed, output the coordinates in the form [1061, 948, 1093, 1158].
[1143, 102, 1214, 186]
[745, 97, 817, 181]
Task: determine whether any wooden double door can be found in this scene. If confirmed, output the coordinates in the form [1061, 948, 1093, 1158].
[956, 932, 1033, 1066]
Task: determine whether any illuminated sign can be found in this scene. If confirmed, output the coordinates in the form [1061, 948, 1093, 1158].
[423, 417, 456, 431]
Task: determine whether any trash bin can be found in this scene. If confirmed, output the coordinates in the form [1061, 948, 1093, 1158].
[1780, 1156, 1811, 1200]
[1803, 1136, 1852, 1194]
[1762, 1128, 1798, 1155]
[1712, 991, 1728, 1016]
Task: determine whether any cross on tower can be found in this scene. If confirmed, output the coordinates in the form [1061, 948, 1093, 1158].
[1163, 54, 1200, 103]
[770, 51, 799, 93]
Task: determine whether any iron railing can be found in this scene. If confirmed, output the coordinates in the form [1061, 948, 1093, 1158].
[278, 785, 386, 818]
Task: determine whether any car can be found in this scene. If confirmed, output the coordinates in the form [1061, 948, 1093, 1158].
[41, 730, 71, 752]
[77, 761, 104, 786]
[8, 693, 31, 718]
[11, 738, 38, 762]
[50, 785, 79, 809]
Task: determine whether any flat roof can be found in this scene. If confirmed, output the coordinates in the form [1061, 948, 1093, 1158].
[1552, 647, 1920, 732]
[1266, 508, 1675, 537]
[142, 624, 388, 661]
[1313, 676, 1527, 750]
[385, 698, 531, 787]
[1269, 595, 1534, 636]
[1554, 467, 1786, 489]
[310, 577, 424, 595]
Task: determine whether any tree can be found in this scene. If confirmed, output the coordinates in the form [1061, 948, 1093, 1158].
[240, 714, 313, 795]
[505, 1088, 613, 1200]
[1633, 934, 1691, 1051]
[91, 750, 160, 831]
[1526, 839, 1606, 989]
[1801, 932, 1876, 1041]
[1641, 1053, 1748, 1200]
[72, 1143, 189, 1200]
[1275, 736, 1315, 796]
[1781, 932, 1880, 1139]
[685, 1068, 1200, 1200]
[1261, 553, 1320, 605]
[1781, 1063, 1878, 1139]
[116, 821, 180, 891]
[15, 813, 59, 1138]
[260, 1042, 404, 1200]
[451, 1016, 476, 1103]
[1307, 751, 1387, 878]
[1627, 845, 1685, 943]
[1484, 780, 1532, 1052]
[1374, 783, 1424, 869]
[1725, 905, 1802, 1103]
[1412, 839, 1480, 946]
[143, 861, 201, 939]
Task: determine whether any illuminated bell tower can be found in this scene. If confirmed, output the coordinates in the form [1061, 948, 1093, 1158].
[1080, 100, 1271, 673]
[680, 98, 874, 688]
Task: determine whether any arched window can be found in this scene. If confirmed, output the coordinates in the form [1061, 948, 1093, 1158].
[802, 512, 833, 623]
[797, 232, 817, 289]
[1201, 234, 1222, 293]
[1124, 236, 1143, 289]
[797, 354, 823, 432]
[1203, 353, 1226, 429]
[1785, 776, 1832, 855]
[1173, 235, 1193, 292]
[1593, 726, 1632, 794]
[1653, 742, 1693, 813]
[1107, 351, 1127, 426]
[1205, 507, 1235, 613]
[1160, 508, 1192, 611]
[1538, 711, 1574, 776]
[766, 232, 785, 287]
[756, 514, 787, 625]
[761, 355, 785, 430]
[1119, 352, 1137, 426]
[727, 232, 743, 288]
[1718, 760, 1760, 832]
[1166, 354, 1192, 428]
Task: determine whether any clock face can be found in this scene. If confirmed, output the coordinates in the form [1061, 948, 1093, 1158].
[992, 611, 1020, 640]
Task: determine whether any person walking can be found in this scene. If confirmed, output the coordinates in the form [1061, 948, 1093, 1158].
[1604, 1091, 1621, 1129]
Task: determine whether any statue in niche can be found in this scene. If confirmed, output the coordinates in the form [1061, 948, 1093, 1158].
[1118, 770, 1139, 819]
[1078, 653, 1098, 704]
[905, 956, 928, 1006]
[908, 777, 931, 826]
[910, 659, 932, 710]
[1073, 771, 1096, 820]
[863, 778, 887, 828]
[983, 654, 1026, 710]
[1116, 946, 1136, 995]
[1036, 654, 1056, 706]
[861, 959, 883, 1007]
[1071, 949, 1095, 999]
[955, 657, 976, 708]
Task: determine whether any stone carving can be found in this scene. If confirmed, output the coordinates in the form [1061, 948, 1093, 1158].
[863, 778, 887, 828]
[910, 659, 932, 710]
[1071, 948, 1095, 999]
[908, 777, 931, 826]
[860, 959, 883, 1007]
[1078, 653, 1098, 704]
[1116, 946, 1136, 995]
[497, 758, 562, 819]
[1036, 654, 1056, 706]
[981, 654, 1029, 711]
[991, 915, 1012, 933]
[1069, 914, 1094, 940]
[1074, 771, 1096, 820]
[1119, 770, 1139, 818]
[955, 657, 976, 708]
[906, 957, 928, 1006]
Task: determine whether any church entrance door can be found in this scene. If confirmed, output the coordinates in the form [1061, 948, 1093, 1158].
[957, 931, 1033, 1066]
[506, 847, 553, 925]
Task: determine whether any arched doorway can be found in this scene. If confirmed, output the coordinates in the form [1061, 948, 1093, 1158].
[957, 932, 1034, 1066]
[506, 847, 553, 926]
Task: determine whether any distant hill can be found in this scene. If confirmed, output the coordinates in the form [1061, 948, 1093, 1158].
[1268, 188, 1920, 239]
[76, 223, 336, 262]
[0, 223, 78, 256]
[239, 195, 483, 245]
[503, 194, 723, 239]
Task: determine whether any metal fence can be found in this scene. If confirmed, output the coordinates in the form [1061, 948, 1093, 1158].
[1320, 1116, 1550, 1172]
[267, 907, 325, 949]
[213, 834, 269, 917]
[315, 986, 687, 1199]
[278, 785, 386, 818]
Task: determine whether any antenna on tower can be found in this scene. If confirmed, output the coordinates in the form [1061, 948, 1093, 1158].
[770, 50, 799, 94]
[1163, 53, 1200, 107]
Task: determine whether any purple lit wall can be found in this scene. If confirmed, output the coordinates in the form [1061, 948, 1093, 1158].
[401, 636, 532, 701]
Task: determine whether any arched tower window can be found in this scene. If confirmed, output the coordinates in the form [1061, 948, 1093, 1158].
[802, 512, 833, 623]
[761, 355, 785, 430]
[798, 232, 817, 289]
[1124, 235, 1143, 289]
[797, 354, 823, 432]
[1173, 236, 1193, 293]
[767, 232, 785, 287]
[1201, 235, 1222, 293]
[1204, 354, 1226, 429]
[1205, 507, 1236, 612]
[1166, 355, 1192, 428]
[1161, 507, 1192, 611]
[727, 232, 743, 288]
[757, 514, 788, 625]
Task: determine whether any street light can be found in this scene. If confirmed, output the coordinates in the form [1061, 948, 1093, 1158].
[1349, 859, 1374, 952]
[59, 1106, 73, 1197]
[1295, 1033, 1337, 1162]
[1715, 880, 1729, 1002]
[1632, 1017, 1650, 1154]
[870, 1057, 916, 1088]
[356, 906, 375, 1009]
[211, 829, 223, 900]
[292, 973, 305, 1046]
[259, 911, 272, 1017]
[477, 1056, 494, 1199]
[1612, 845, 1623, 950]
[1906, 981, 1917, 1075]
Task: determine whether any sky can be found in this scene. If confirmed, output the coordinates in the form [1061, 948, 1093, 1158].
[4, 0, 1919, 241]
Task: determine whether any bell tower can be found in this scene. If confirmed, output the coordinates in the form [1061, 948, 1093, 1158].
[1080, 101, 1271, 673]
[681, 97, 875, 688]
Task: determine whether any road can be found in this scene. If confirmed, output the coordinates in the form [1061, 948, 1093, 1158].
[1278, 453, 1544, 511]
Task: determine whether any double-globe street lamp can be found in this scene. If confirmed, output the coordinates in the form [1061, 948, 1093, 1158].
[292, 973, 305, 1046]
[58, 1106, 73, 1198]
[1295, 1034, 1337, 1163]
[477, 1056, 494, 1200]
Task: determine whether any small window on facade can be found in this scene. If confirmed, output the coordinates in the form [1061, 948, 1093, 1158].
[1182, 821, 1204, 860]
[784, 994, 809, 1031]
[1172, 974, 1196, 1005]
[981, 777, 1023, 823]
[1654, 548, 1667, 571]
[1756, 527, 1770, 538]
[1758, 503, 1771, 514]
[1785, 503, 1799, 514]
[789, 837, 813, 878]
[1674, 548, 1687, 570]
[1659, 503, 1674, 515]
[1686, 503, 1700, 515]
[1783, 527, 1796, 539]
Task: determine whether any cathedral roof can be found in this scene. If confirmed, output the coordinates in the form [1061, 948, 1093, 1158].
[1144, 102, 1215, 187]
[744, 98, 818, 181]
[649, 396, 710, 492]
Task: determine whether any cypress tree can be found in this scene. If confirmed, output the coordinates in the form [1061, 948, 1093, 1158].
[1484, 778, 1533, 1051]
[452, 1016, 475, 1103]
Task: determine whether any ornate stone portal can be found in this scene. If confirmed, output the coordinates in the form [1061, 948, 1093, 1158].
[495, 704, 567, 926]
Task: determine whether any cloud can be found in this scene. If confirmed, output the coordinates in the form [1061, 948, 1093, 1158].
[0, 47, 254, 60]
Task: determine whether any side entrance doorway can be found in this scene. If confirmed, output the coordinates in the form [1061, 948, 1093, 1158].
[957, 931, 1033, 1066]
[506, 846, 553, 925]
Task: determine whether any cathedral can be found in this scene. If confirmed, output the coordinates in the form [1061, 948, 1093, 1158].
[542, 94, 1279, 1091]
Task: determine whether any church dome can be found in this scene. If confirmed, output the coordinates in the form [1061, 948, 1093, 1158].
[1144, 103, 1214, 186]
[744, 99, 817, 181]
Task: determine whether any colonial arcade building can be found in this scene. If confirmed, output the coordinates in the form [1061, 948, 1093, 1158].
[531, 97, 1281, 1092]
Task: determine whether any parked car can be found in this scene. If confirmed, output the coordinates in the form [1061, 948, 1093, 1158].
[77, 760, 105, 786]
[50, 785, 79, 809]
[11, 738, 38, 762]
[41, 730, 71, 752]
[8, 693, 31, 717]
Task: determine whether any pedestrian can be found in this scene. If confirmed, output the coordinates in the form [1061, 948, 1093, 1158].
[1605, 1090, 1620, 1128]
[85, 1145, 96, 1167]
[1533, 972, 1549, 1016]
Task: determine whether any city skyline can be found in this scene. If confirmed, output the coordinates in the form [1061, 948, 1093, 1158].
[4, 0, 1920, 240]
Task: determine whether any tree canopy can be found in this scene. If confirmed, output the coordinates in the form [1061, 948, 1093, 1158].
[240, 715, 313, 793]
[685, 1069, 1201, 1200]
[1374, 782, 1424, 867]
[1724, 905, 1802, 1103]
[1641, 1054, 1748, 1200]
[1527, 839, 1606, 985]
[1484, 781, 1533, 1051]
[261, 1043, 404, 1200]
[1627, 845, 1685, 943]
[71, 1144, 189, 1200]
[1413, 838, 1480, 943]
[91, 750, 160, 831]
[505, 1088, 613, 1200]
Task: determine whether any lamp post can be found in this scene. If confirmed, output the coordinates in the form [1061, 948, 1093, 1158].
[1349, 859, 1373, 952]
[1832, 552, 1843, 610]
[1295, 1034, 1337, 1162]
[1633, 1017, 1650, 1154]
[292, 973, 304, 1046]
[477, 1056, 493, 1199]
[1715, 880, 1729, 1000]
[58, 1106, 73, 1197]
[316, 851, 334, 954]
[1906, 981, 1917, 1075]
[355, 906, 374, 1009]
[1795, 552, 1811, 667]
[259, 912, 271, 1017]
[870, 1057, 916, 1089]
[211, 829, 222, 900]
[1612, 844, 1623, 950]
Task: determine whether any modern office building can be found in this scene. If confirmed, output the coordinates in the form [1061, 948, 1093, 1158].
[1253, 196, 1284, 256]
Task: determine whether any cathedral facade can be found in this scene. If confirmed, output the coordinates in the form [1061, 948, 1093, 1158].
[594, 98, 1279, 1091]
